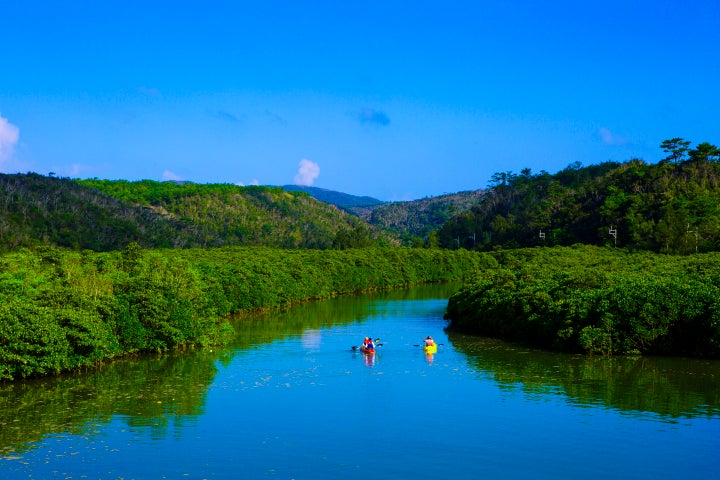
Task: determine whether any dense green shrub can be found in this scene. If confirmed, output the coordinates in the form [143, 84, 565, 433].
[0, 246, 485, 381]
[445, 246, 720, 357]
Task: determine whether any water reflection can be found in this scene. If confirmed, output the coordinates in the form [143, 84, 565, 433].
[0, 350, 218, 456]
[227, 282, 461, 353]
[0, 283, 459, 458]
[447, 331, 720, 420]
[2, 280, 718, 469]
[360, 350, 378, 367]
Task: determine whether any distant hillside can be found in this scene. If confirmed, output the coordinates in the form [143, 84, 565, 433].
[281, 185, 486, 244]
[0, 173, 190, 251]
[367, 190, 486, 244]
[439, 138, 720, 253]
[13, 137, 718, 255]
[0, 174, 380, 252]
[281, 185, 385, 216]
[78, 179, 384, 250]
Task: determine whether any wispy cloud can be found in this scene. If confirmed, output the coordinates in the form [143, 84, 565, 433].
[70, 164, 88, 176]
[0, 113, 20, 167]
[235, 179, 261, 186]
[294, 159, 320, 186]
[598, 127, 628, 146]
[358, 108, 390, 126]
[214, 110, 241, 123]
[162, 170, 183, 181]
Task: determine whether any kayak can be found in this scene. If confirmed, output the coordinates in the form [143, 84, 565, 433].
[423, 344, 437, 354]
[360, 346, 375, 354]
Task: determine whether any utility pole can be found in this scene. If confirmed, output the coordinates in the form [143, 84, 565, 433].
[608, 226, 617, 246]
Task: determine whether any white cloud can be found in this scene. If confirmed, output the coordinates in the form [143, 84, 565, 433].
[162, 170, 183, 181]
[0, 113, 20, 166]
[294, 159, 320, 186]
[598, 127, 628, 146]
[70, 164, 84, 176]
[236, 179, 260, 186]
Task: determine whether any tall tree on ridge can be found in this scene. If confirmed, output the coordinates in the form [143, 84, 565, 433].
[660, 138, 691, 165]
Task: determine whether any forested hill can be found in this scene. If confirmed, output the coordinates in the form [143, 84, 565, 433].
[0, 173, 191, 251]
[77, 178, 380, 250]
[367, 190, 485, 245]
[282, 185, 486, 245]
[438, 139, 720, 253]
[0, 174, 374, 252]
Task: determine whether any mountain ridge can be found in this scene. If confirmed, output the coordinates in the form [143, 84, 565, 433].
[0, 174, 385, 252]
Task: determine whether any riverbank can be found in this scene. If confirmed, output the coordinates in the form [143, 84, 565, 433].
[0, 245, 489, 381]
[445, 245, 720, 358]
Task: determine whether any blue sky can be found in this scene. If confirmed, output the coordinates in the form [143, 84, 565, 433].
[1, 1, 718, 201]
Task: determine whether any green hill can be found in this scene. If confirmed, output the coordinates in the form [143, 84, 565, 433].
[0, 173, 190, 251]
[367, 190, 485, 245]
[282, 185, 485, 244]
[5, 137, 717, 255]
[439, 138, 720, 254]
[0, 174, 379, 252]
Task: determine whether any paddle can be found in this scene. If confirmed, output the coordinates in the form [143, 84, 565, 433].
[351, 339, 382, 351]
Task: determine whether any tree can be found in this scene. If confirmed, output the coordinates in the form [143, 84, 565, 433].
[689, 142, 720, 164]
[488, 171, 516, 188]
[660, 138, 691, 165]
[331, 225, 375, 249]
[426, 230, 440, 248]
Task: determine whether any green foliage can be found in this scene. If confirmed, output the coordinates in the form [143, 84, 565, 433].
[0, 173, 188, 252]
[0, 174, 385, 252]
[439, 139, 720, 253]
[366, 190, 485, 245]
[445, 246, 720, 358]
[0, 246, 486, 381]
[332, 224, 376, 249]
[78, 178, 379, 249]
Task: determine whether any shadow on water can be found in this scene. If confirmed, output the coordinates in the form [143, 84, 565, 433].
[447, 331, 720, 420]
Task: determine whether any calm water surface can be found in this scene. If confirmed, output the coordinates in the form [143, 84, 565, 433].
[1, 283, 718, 479]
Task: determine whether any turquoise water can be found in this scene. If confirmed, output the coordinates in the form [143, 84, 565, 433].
[1, 284, 718, 479]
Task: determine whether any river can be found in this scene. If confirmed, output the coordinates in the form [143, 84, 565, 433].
[1, 283, 718, 479]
